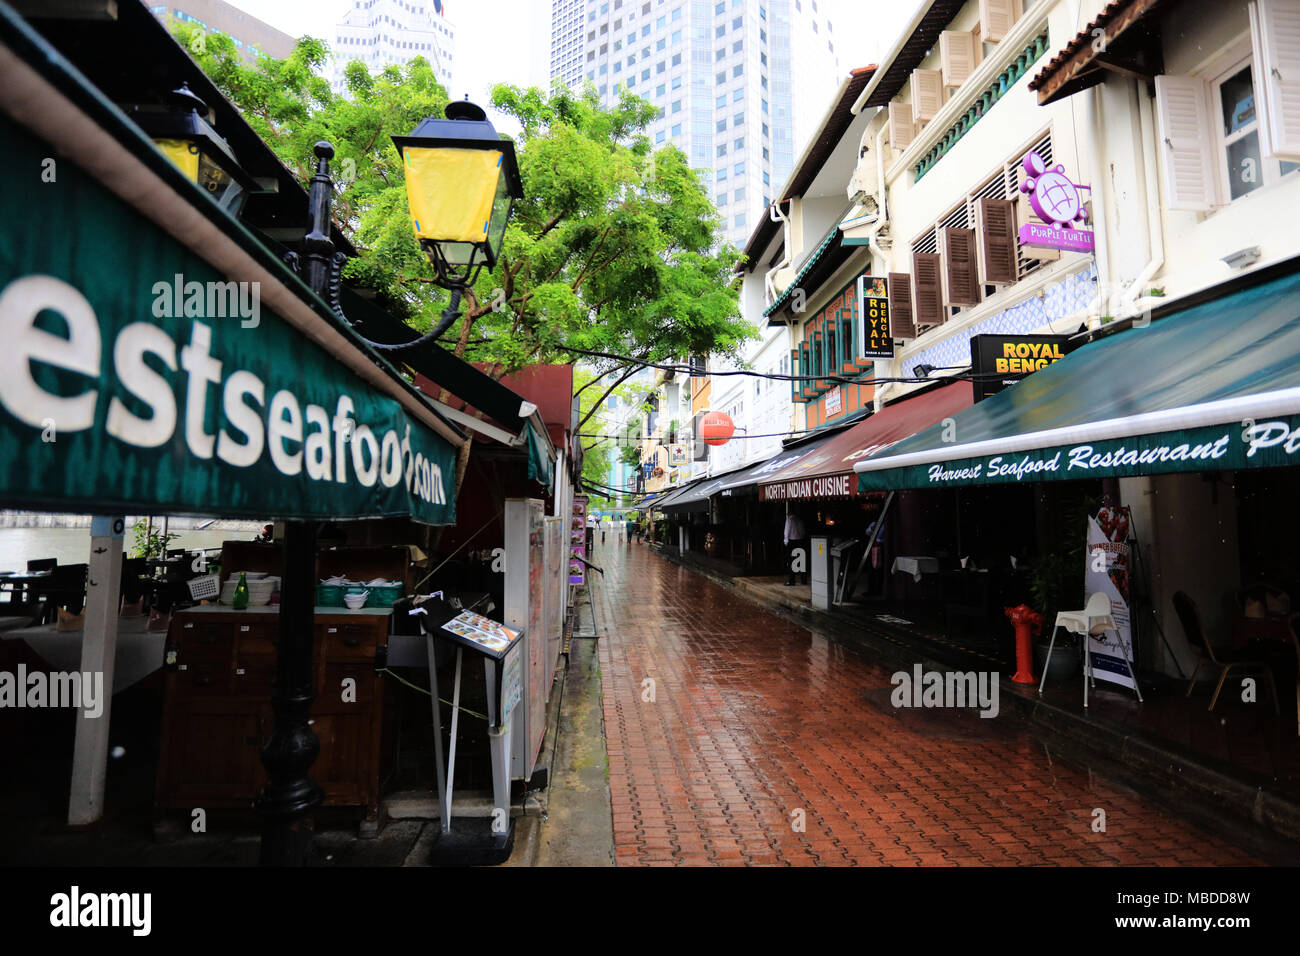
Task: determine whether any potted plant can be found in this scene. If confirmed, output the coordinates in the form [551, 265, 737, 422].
[1028, 550, 1082, 680]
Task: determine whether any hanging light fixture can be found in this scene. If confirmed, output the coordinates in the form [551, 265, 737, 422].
[127, 83, 258, 215]
[392, 100, 524, 289]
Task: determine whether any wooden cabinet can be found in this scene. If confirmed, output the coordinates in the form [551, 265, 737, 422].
[156, 608, 391, 819]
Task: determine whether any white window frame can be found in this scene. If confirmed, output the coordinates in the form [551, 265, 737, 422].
[1206, 44, 1300, 206]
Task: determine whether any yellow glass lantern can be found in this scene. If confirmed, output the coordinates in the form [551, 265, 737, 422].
[392, 101, 523, 286]
[127, 84, 257, 215]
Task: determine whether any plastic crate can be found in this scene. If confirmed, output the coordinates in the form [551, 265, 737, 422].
[187, 574, 221, 602]
[366, 585, 404, 608]
[316, 584, 345, 607]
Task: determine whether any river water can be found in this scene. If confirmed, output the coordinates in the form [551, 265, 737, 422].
[0, 526, 257, 571]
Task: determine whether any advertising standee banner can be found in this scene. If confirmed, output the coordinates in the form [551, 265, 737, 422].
[1084, 504, 1136, 690]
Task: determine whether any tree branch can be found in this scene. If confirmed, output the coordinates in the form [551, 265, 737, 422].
[577, 363, 642, 432]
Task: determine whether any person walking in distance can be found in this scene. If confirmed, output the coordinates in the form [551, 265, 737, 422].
[784, 507, 808, 587]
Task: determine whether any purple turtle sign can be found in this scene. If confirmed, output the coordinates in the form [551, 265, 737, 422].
[1017, 152, 1094, 253]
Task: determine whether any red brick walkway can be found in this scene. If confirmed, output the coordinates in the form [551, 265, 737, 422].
[594, 540, 1260, 866]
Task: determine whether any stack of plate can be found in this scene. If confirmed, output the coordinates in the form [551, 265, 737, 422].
[220, 573, 280, 606]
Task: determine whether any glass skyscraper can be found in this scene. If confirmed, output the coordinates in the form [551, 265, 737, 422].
[550, 0, 843, 247]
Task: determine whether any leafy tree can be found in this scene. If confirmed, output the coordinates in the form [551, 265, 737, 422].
[171, 27, 755, 458]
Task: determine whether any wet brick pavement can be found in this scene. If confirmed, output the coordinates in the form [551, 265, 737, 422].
[593, 540, 1261, 866]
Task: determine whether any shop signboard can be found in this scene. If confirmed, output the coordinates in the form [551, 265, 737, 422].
[970, 334, 1078, 401]
[855, 415, 1300, 490]
[0, 113, 456, 525]
[856, 275, 893, 359]
[1016, 151, 1094, 253]
[668, 444, 688, 465]
[760, 473, 856, 501]
[1083, 504, 1137, 690]
[568, 494, 588, 585]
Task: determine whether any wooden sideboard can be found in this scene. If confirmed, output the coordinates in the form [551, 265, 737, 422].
[155, 606, 393, 826]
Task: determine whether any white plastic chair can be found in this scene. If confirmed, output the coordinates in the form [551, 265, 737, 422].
[1039, 592, 1142, 706]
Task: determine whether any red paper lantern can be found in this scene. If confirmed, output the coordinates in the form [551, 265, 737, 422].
[699, 411, 735, 446]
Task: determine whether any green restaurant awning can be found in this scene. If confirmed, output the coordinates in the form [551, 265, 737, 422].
[855, 266, 1300, 491]
[0, 7, 462, 525]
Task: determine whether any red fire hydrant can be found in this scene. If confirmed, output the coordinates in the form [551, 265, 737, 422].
[1006, 604, 1043, 684]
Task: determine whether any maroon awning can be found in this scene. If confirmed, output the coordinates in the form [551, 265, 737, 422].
[759, 382, 973, 501]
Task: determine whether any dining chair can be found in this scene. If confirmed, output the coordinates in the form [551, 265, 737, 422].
[1175, 591, 1279, 715]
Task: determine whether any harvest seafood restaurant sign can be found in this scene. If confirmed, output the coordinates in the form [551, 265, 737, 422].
[856, 417, 1300, 491]
[0, 116, 456, 524]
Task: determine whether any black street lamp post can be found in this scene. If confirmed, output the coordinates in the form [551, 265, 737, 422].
[256, 142, 339, 867]
[256, 102, 523, 863]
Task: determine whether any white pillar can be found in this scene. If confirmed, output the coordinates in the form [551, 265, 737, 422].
[68, 515, 125, 826]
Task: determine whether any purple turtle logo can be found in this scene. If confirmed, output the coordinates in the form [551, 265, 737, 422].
[1019, 152, 1090, 230]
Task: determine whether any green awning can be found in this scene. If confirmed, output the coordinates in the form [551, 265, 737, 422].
[855, 267, 1300, 491]
[0, 10, 461, 525]
[763, 226, 841, 317]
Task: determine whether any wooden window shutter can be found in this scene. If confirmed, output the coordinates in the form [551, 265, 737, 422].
[911, 69, 944, 123]
[943, 227, 981, 306]
[912, 253, 944, 330]
[1154, 75, 1215, 211]
[1016, 192, 1059, 262]
[889, 101, 916, 150]
[979, 197, 1018, 284]
[888, 273, 916, 339]
[978, 0, 1016, 43]
[939, 31, 978, 88]
[1252, 0, 1300, 162]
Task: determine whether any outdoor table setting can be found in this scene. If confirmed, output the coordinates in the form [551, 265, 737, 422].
[890, 555, 940, 583]
[0, 568, 52, 601]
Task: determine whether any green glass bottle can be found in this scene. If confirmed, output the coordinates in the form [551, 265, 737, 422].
[232, 572, 249, 610]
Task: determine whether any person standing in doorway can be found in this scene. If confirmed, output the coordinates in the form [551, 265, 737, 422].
[784, 506, 808, 586]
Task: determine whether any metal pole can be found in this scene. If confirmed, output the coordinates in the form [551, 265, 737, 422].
[444, 647, 464, 835]
[843, 491, 895, 603]
[256, 521, 323, 865]
[253, 141, 340, 866]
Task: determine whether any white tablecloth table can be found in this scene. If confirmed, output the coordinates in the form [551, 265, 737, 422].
[890, 556, 940, 583]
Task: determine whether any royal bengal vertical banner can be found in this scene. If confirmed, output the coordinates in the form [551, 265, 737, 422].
[1084, 504, 1136, 690]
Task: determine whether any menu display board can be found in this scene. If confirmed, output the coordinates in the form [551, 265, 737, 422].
[569, 494, 588, 585]
[439, 610, 521, 659]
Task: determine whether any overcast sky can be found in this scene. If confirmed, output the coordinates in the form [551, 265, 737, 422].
[227, 0, 922, 132]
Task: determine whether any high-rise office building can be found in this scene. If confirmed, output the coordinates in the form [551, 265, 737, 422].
[549, 0, 842, 247]
[331, 0, 457, 96]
